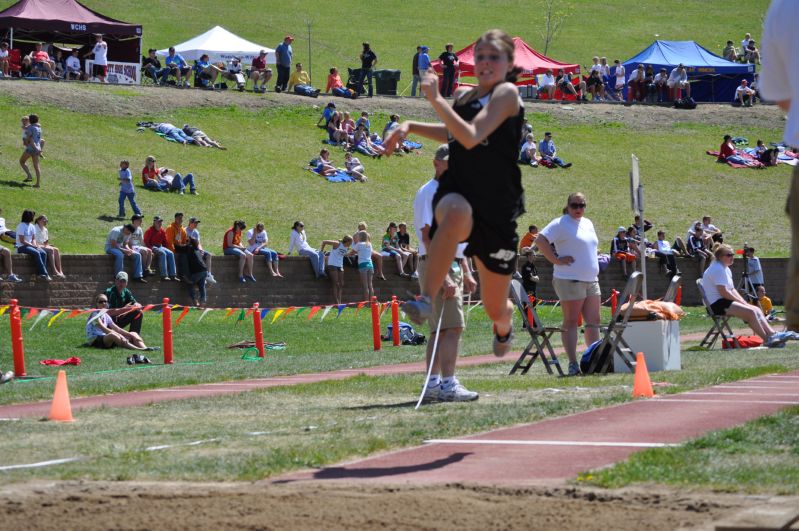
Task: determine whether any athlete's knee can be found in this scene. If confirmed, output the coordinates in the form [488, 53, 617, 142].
[436, 195, 472, 225]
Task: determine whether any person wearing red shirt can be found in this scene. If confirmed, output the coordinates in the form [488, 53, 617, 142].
[30, 42, 57, 79]
[250, 50, 272, 93]
[143, 216, 177, 280]
[326, 67, 356, 98]
[718, 135, 736, 162]
[141, 156, 168, 190]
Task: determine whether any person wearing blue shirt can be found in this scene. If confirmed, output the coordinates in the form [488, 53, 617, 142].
[538, 132, 572, 168]
[275, 35, 293, 92]
[418, 45, 431, 76]
[164, 47, 191, 87]
[117, 160, 141, 219]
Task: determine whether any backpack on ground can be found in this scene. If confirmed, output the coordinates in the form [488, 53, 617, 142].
[674, 97, 697, 109]
[383, 321, 426, 345]
[580, 340, 614, 374]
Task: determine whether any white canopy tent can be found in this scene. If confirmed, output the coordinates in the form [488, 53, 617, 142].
[157, 26, 275, 65]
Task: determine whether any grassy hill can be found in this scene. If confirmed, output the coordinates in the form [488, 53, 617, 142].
[0, 0, 789, 257]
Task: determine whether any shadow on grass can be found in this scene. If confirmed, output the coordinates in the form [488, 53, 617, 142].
[97, 214, 124, 222]
[0, 179, 28, 188]
[273, 452, 472, 483]
[342, 400, 420, 410]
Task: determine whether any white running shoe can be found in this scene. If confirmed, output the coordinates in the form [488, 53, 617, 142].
[422, 384, 441, 402]
[206, 273, 217, 284]
[440, 380, 479, 402]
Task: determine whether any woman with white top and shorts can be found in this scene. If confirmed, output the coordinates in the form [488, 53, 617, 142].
[320, 235, 353, 304]
[536, 192, 600, 376]
[288, 221, 327, 279]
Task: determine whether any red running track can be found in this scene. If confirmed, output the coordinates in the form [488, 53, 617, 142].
[276, 372, 799, 485]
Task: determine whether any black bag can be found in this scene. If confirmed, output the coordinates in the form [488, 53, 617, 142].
[580, 340, 614, 374]
[674, 97, 697, 109]
[382, 322, 426, 345]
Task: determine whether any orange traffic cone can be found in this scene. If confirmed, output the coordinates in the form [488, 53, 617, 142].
[48, 370, 75, 422]
[632, 352, 654, 398]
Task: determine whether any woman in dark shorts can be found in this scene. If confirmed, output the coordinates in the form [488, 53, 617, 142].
[701, 244, 790, 347]
[383, 29, 524, 357]
[86, 293, 151, 353]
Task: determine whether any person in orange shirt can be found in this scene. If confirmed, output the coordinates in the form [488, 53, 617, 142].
[519, 225, 538, 254]
[326, 67, 357, 99]
[165, 212, 189, 279]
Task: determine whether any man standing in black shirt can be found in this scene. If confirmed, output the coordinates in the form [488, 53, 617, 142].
[438, 43, 459, 97]
[357, 42, 377, 97]
[411, 46, 421, 97]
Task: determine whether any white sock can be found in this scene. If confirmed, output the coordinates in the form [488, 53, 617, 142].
[427, 375, 441, 388]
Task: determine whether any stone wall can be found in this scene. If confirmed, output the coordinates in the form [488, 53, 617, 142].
[0, 254, 787, 308]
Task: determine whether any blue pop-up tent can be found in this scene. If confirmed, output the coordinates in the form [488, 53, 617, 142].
[622, 40, 755, 102]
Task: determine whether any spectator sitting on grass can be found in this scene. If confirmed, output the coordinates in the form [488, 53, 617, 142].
[735, 79, 756, 107]
[519, 133, 539, 166]
[87, 292, 151, 357]
[141, 156, 168, 191]
[181, 124, 226, 149]
[355, 111, 371, 132]
[33, 214, 66, 278]
[315, 148, 338, 177]
[538, 132, 572, 168]
[722, 40, 738, 62]
[344, 152, 367, 182]
[104, 271, 147, 341]
[353, 123, 383, 158]
[316, 102, 337, 127]
[250, 50, 273, 93]
[288, 62, 320, 97]
[185, 217, 216, 283]
[246, 222, 282, 277]
[326, 67, 356, 98]
[223, 220, 255, 283]
[143, 216, 178, 281]
[326, 112, 348, 145]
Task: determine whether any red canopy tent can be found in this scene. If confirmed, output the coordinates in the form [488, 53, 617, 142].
[431, 37, 579, 86]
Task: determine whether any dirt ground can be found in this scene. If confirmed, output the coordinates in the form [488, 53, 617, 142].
[0, 479, 796, 530]
[1, 79, 785, 130]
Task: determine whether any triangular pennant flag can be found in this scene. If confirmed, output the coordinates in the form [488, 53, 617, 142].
[235, 308, 246, 323]
[271, 308, 285, 324]
[281, 306, 296, 320]
[379, 302, 389, 318]
[336, 304, 347, 318]
[244, 309, 254, 319]
[354, 301, 367, 316]
[171, 304, 181, 310]
[0, 306, 8, 317]
[47, 309, 66, 328]
[24, 308, 38, 320]
[29, 309, 49, 330]
[86, 309, 108, 326]
[175, 306, 191, 325]
[198, 308, 213, 322]
[260, 308, 270, 320]
[294, 306, 308, 318]
[141, 304, 155, 312]
[66, 309, 81, 319]
[320, 306, 332, 321]
[224, 308, 235, 318]
[307, 306, 321, 320]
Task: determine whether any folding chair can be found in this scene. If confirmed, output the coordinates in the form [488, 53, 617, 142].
[585, 271, 643, 374]
[696, 279, 740, 349]
[508, 279, 565, 376]
[662, 275, 681, 303]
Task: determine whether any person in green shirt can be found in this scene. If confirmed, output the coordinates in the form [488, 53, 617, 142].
[105, 271, 143, 335]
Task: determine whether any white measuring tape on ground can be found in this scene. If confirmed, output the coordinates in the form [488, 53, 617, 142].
[415, 307, 445, 411]
[424, 439, 679, 448]
[145, 438, 221, 451]
[0, 457, 84, 471]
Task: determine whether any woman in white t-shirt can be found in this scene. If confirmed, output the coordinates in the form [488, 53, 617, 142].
[246, 223, 282, 277]
[34, 214, 65, 278]
[701, 244, 783, 345]
[15, 209, 50, 279]
[288, 221, 327, 279]
[320, 235, 354, 304]
[536, 192, 600, 376]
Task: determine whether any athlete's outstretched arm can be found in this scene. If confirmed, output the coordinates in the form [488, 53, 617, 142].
[382, 121, 448, 155]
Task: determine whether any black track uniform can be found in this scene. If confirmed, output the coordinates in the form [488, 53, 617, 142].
[431, 86, 525, 274]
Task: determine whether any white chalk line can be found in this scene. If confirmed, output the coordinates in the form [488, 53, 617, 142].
[657, 398, 799, 405]
[424, 439, 677, 448]
[145, 438, 221, 452]
[0, 457, 83, 471]
[0, 418, 21, 422]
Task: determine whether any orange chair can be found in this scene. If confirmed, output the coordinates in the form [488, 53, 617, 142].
[8, 49, 22, 77]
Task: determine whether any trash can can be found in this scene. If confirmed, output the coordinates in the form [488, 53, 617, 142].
[374, 69, 401, 96]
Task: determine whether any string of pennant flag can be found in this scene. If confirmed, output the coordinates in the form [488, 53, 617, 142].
[0, 292, 614, 332]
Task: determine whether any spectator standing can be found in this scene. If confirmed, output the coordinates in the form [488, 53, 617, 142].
[320, 235, 353, 304]
[536, 193, 601, 376]
[20, 113, 43, 187]
[105, 223, 144, 281]
[411, 46, 421, 97]
[105, 271, 145, 336]
[33, 214, 65, 278]
[356, 221, 387, 281]
[353, 230, 375, 301]
[438, 43, 459, 97]
[117, 159, 142, 218]
[143, 216, 178, 280]
[357, 42, 377, 97]
[612, 59, 626, 98]
[288, 221, 327, 279]
[223, 220, 255, 283]
[246, 222, 282, 277]
[15, 209, 50, 280]
[417, 46, 431, 81]
[274, 35, 293, 93]
[85, 33, 108, 83]
[412, 144, 478, 402]
[288, 62, 320, 97]
[746, 247, 764, 292]
[65, 48, 85, 80]
[250, 49, 272, 93]
[163, 47, 191, 87]
[186, 217, 216, 283]
[538, 132, 572, 168]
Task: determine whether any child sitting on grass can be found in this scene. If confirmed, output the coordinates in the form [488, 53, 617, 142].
[354, 230, 375, 301]
[344, 152, 367, 182]
[315, 148, 338, 177]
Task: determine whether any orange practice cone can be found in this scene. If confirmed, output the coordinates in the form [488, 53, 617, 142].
[48, 370, 75, 422]
[632, 352, 654, 398]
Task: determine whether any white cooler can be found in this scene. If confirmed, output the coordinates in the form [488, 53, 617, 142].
[613, 320, 681, 373]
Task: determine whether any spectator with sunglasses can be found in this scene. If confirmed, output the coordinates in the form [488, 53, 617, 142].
[86, 292, 151, 356]
[536, 192, 601, 376]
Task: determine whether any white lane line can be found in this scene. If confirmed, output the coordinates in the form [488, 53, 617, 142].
[714, 385, 798, 390]
[145, 438, 220, 452]
[0, 418, 21, 422]
[685, 392, 799, 397]
[0, 457, 83, 471]
[657, 398, 799, 405]
[424, 439, 677, 448]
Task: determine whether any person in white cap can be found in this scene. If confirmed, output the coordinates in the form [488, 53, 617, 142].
[250, 49, 273, 93]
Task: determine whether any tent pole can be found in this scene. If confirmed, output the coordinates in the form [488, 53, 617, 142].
[137, 34, 142, 84]
[307, 21, 311, 85]
[9, 27, 12, 49]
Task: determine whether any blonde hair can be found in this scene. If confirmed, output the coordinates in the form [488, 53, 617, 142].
[712, 243, 734, 260]
[357, 230, 369, 243]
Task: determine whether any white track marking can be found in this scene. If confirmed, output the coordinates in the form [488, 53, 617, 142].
[656, 398, 799, 405]
[0, 457, 83, 471]
[424, 439, 677, 448]
[145, 438, 220, 451]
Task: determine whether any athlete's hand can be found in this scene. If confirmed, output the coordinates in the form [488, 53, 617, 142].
[557, 255, 574, 266]
[382, 122, 409, 158]
[420, 71, 440, 101]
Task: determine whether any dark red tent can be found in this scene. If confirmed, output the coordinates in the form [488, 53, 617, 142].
[0, 0, 141, 63]
[431, 37, 579, 85]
